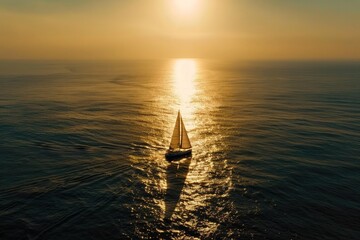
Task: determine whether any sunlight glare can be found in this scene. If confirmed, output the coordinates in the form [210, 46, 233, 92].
[173, 59, 197, 104]
[172, 0, 200, 17]
[172, 59, 197, 119]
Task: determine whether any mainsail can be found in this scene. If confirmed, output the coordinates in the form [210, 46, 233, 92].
[169, 111, 181, 149]
[169, 111, 191, 150]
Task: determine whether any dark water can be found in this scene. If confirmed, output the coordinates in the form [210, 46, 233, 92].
[0, 60, 359, 239]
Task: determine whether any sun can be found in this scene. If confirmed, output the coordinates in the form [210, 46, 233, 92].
[172, 0, 200, 17]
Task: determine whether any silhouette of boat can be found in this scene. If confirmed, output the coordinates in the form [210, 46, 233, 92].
[165, 111, 192, 160]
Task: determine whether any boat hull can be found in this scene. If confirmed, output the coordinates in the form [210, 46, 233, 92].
[165, 149, 192, 160]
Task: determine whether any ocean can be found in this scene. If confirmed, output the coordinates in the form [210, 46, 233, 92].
[0, 59, 359, 239]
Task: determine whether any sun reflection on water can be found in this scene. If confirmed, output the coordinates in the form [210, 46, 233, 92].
[133, 59, 233, 238]
[165, 59, 231, 230]
[172, 59, 197, 118]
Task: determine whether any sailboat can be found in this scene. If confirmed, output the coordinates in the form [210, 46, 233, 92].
[165, 111, 192, 160]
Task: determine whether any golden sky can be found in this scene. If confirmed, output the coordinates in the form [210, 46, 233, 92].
[0, 0, 359, 60]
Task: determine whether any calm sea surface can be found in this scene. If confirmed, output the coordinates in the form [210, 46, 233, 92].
[0, 60, 359, 239]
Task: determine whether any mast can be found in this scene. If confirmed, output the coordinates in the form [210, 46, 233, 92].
[180, 113, 183, 147]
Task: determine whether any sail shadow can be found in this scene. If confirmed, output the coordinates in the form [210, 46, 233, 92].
[164, 157, 191, 220]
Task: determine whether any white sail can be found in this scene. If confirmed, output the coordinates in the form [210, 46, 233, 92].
[169, 111, 181, 149]
[180, 117, 192, 149]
